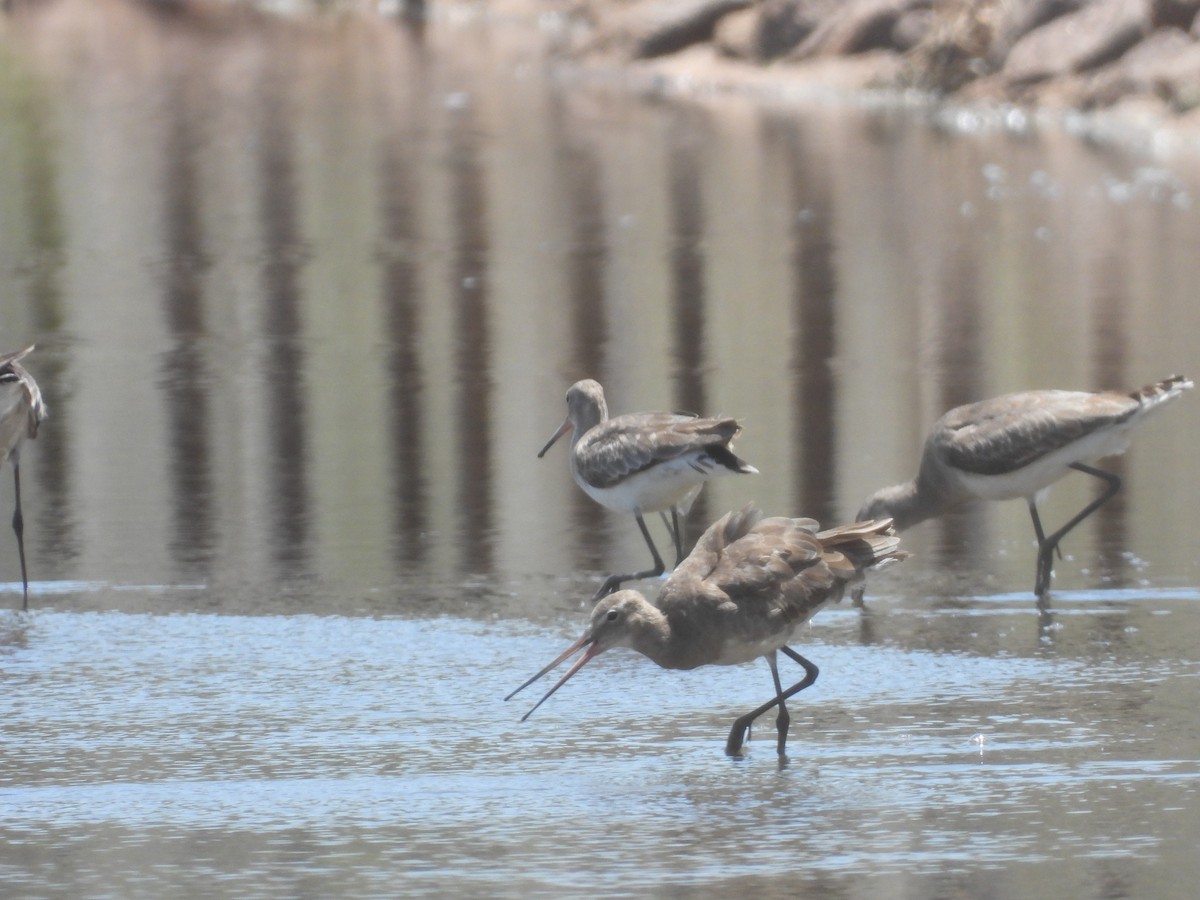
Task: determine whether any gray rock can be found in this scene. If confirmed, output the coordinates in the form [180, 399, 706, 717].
[597, 0, 752, 59]
[1084, 26, 1200, 109]
[1150, 0, 1200, 29]
[713, 0, 820, 61]
[990, 0, 1087, 65]
[1003, 0, 1152, 85]
[790, 0, 928, 61]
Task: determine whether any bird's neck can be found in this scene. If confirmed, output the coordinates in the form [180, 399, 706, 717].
[865, 480, 942, 531]
[628, 606, 678, 668]
[570, 401, 607, 445]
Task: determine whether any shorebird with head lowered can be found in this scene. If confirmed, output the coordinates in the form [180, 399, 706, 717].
[539, 379, 757, 599]
[507, 504, 907, 757]
[858, 375, 1192, 597]
[0, 346, 46, 611]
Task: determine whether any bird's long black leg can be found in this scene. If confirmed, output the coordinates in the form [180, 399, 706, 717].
[592, 513, 667, 601]
[768, 652, 790, 757]
[670, 507, 685, 566]
[1030, 464, 1122, 597]
[12, 456, 29, 612]
[1028, 498, 1054, 597]
[655, 508, 686, 566]
[726, 647, 819, 756]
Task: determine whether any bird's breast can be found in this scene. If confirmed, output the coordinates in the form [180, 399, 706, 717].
[576, 455, 713, 514]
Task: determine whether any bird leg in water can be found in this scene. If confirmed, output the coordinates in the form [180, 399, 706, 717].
[591, 513, 666, 601]
[725, 647, 819, 757]
[768, 652, 790, 757]
[11, 455, 29, 612]
[1030, 462, 1122, 597]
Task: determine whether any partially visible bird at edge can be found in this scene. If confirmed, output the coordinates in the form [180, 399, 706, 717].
[507, 504, 908, 757]
[538, 379, 758, 600]
[0, 345, 46, 611]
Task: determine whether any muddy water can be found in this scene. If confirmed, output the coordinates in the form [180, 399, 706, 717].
[0, 2, 1198, 897]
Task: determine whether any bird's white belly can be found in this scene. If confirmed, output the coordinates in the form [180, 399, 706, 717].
[579, 456, 715, 514]
[0, 386, 28, 459]
[954, 425, 1133, 501]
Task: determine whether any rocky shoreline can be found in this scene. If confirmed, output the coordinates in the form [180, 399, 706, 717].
[532, 0, 1200, 129]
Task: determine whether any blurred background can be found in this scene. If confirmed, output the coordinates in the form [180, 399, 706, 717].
[1, 0, 1196, 613]
[1, 3, 1198, 896]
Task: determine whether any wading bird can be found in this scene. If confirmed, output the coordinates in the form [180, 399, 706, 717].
[858, 375, 1191, 597]
[507, 505, 907, 757]
[0, 346, 46, 611]
[538, 379, 757, 599]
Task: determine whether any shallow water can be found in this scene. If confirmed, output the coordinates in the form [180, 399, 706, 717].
[4, 598, 1199, 897]
[1, 1, 1199, 897]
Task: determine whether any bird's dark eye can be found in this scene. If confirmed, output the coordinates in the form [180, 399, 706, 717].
[606, 609, 619, 621]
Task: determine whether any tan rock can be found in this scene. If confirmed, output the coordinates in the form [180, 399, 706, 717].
[1003, 0, 1152, 84]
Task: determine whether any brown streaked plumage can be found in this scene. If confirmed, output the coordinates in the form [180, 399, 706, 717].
[539, 379, 757, 600]
[0, 346, 47, 611]
[507, 505, 907, 757]
[858, 375, 1192, 597]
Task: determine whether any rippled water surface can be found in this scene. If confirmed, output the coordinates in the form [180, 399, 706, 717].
[1, 1, 1199, 897]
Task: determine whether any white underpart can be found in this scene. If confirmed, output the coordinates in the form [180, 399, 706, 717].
[574, 453, 733, 515]
[0, 382, 29, 459]
[953, 420, 1136, 501]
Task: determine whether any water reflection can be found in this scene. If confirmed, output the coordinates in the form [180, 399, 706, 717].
[767, 113, 840, 527]
[257, 49, 312, 578]
[160, 54, 214, 578]
[667, 108, 712, 539]
[448, 96, 496, 576]
[376, 37, 430, 569]
[552, 91, 610, 573]
[8, 63, 74, 569]
[1, 0, 1195, 601]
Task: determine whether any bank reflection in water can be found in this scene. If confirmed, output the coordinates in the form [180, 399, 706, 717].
[3, 4, 1197, 604]
[160, 52, 214, 580]
[550, 87, 611, 575]
[376, 32, 429, 571]
[258, 52, 312, 581]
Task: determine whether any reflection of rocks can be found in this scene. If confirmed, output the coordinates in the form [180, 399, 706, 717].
[568, 0, 1200, 117]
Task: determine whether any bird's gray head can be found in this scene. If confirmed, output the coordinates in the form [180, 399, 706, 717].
[856, 492, 891, 523]
[565, 379, 608, 430]
[586, 590, 653, 651]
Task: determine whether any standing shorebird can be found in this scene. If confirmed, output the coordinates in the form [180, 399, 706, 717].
[858, 375, 1192, 597]
[0, 346, 46, 611]
[507, 505, 907, 757]
[539, 379, 758, 599]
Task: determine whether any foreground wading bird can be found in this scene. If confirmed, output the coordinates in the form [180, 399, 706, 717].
[858, 375, 1192, 597]
[507, 505, 907, 756]
[0, 346, 46, 611]
[539, 379, 757, 600]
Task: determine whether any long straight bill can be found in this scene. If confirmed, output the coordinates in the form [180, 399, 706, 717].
[537, 416, 572, 458]
[517, 642, 605, 722]
[505, 635, 587, 702]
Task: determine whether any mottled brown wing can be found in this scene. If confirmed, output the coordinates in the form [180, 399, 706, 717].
[935, 390, 1138, 476]
[574, 411, 741, 488]
[662, 508, 829, 622]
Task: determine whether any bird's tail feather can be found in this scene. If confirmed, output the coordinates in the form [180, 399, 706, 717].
[1130, 374, 1192, 408]
[818, 519, 909, 580]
